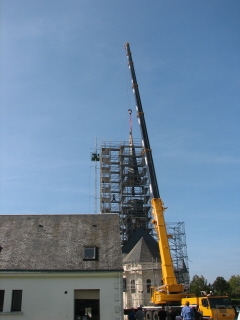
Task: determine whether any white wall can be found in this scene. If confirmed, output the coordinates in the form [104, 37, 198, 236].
[0, 271, 123, 320]
[123, 262, 162, 309]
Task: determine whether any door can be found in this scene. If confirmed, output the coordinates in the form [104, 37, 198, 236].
[74, 290, 100, 320]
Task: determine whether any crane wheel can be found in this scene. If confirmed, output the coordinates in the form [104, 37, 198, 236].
[153, 310, 158, 320]
[145, 311, 153, 320]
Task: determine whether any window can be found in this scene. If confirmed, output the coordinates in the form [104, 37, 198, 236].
[130, 280, 135, 293]
[11, 290, 22, 312]
[84, 247, 98, 261]
[0, 290, 4, 312]
[202, 299, 208, 307]
[123, 278, 127, 292]
[208, 297, 232, 308]
[146, 279, 151, 293]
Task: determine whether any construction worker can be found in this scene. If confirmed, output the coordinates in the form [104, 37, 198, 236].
[181, 301, 194, 320]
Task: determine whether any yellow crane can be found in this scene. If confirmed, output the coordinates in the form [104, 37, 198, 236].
[125, 42, 191, 303]
[125, 42, 235, 320]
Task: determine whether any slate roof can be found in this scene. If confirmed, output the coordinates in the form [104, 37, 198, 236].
[122, 226, 160, 260]
[123, 237, 160, 263]
[0, 214, 123, 272]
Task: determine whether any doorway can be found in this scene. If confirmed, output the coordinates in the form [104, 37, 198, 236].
[74, 290, 100, 320]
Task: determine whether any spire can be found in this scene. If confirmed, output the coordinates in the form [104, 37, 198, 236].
[125, 109, 142, 193]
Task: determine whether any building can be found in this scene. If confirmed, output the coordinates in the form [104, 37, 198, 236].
[0, 214, 123, 320]
[122, 226, 161, 309]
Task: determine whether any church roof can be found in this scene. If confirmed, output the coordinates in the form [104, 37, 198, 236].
[122, 226, 160, 263]
[0, 214, 123, 272]
[122, 226, 159, 256]
[123, 236, 160, 263]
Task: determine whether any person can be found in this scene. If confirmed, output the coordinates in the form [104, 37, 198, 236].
[192, 306, 202, 320]
[168, 307, 177, 320]
[128, 308, 136, 320]
[158, 306, 167, 320]
[135, 307, 144, 320]
[181, 301, 194, 320]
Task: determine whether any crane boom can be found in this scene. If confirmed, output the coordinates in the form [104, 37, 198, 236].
[125, 42, 159, 199]
[125, 42, 185, 301]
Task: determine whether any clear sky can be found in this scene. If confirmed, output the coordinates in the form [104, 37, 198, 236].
[1, 0, 239, 284]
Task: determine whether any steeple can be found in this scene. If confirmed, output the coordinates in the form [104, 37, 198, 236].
[125, 109, 142, 194]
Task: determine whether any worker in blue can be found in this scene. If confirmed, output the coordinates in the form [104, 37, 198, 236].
[181, 301, 194, 320]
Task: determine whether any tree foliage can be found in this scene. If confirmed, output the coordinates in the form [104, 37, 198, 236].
[228, 275, 240, 298]
[212, 277, 231, 295]
[190, 275, 211, 296]
[189, 274, 240, 299]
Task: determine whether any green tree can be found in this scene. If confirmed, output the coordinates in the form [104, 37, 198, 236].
[190, 275, 210, 296]
[212, 277, 230, 295]
[228, 275, 240, 298]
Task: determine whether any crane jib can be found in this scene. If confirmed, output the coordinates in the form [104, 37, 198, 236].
[125, 42, 160, 199]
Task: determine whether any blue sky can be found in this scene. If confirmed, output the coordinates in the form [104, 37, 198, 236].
[1, 0, 239, 284]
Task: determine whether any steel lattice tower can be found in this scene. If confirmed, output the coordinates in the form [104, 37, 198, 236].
[100, 110, 155, 244]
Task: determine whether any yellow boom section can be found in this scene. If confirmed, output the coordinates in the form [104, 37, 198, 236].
[151, 198, 184, 294]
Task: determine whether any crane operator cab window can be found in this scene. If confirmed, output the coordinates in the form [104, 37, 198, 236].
[202, 299, 209, 308]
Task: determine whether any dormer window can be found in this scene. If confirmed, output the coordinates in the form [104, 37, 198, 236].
[83, 246, 98, 261]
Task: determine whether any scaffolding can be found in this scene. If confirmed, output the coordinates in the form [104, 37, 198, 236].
[123, 260, 161, 309]
[166, 222, 190, 285]
[100, 140, 153, 244]
[97, 139, 190, 286]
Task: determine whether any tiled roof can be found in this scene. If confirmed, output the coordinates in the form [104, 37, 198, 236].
[122, 226, 160, 260]
[0, 214, 123, 272]
[123, 237, 160, 264]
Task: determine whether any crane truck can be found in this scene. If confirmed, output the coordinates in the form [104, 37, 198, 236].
[124, 42, 235, 320]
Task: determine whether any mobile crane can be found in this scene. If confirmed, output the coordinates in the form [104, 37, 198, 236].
[124, 42, 235, 320]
